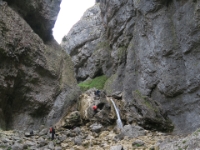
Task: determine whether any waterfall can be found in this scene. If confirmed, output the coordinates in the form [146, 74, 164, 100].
[110, 98, 123, 129]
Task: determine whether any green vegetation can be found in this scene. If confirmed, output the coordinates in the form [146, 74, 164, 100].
[78, 75, 108, 91]
[133, 90, 158, 112]
[7, 147, 12, 150]
[103, 74, 117, 95]
[0, 146, 7, 149]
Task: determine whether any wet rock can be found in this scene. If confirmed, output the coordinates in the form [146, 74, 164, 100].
[73, 127, 81, 135]
[111, 91, 123, 100]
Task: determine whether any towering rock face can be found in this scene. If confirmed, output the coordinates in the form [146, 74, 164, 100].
[61, 4, 108, 82]
[0, 0, 80, 130]
[100, 0, 200, 134]
[62, 1, 200, 134]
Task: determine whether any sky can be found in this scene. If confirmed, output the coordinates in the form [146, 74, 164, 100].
[53, 0, 95, 44]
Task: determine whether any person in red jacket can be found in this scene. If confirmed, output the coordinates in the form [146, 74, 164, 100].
[49, 126, 56, 140]
[93, 105, 98, 114]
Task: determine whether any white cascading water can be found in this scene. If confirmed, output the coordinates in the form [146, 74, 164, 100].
[110, 98, 123, 129]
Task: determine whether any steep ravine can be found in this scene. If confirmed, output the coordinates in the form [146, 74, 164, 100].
[61, 0, 200, 135]
[1, 0, 200, 149]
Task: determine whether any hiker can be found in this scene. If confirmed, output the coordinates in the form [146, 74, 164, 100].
[94, 90, 100, 97]
[49, 126, 55, 140]
[92, 105, 98, 114]
[30, 130, 34, 136]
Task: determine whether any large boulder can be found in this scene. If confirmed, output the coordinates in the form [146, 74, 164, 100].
[60, 111, 82, 128]
[0, 1, 80, 130]
[78, 89, 125, 126]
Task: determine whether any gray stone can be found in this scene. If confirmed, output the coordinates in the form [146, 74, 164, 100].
[90, 123, 103, 133]
[110, 145, 124, 150]
[25, 140, 35, 146]
[39, 128, 49, 136]
[74, 136, 82, 146]
[55, 146, 62, 150]
[38, 138, 48, 147]
[48, 141, 54, 149]
[58, 134, 67, 142]
[11, 143, 23, 150]
[24, 132, 34, 137]
[73, 127, 81, 135]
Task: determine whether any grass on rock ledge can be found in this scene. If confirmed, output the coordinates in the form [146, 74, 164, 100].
[78, 75, 108, 91]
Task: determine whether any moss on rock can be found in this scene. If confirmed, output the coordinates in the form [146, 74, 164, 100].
[78, 75, 108, 91]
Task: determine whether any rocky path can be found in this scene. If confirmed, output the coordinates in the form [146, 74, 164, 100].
[0, 124, 185, 150]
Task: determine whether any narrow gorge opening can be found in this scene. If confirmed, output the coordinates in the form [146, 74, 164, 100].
[53, 0, 95, 44]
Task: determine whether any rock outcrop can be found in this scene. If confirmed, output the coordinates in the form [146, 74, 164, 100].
[5, 0, 61, 42]
[61, 1, 200, 134]
[0, 0, 80, 130]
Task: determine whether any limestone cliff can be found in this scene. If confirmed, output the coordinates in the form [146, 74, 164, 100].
[0, 0, 80, 130]
[61, 0, 200, 134]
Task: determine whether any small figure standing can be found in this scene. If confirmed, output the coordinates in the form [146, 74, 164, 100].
[94, 90, 100, 97]
[49, 126, 55, 140]
[30, 130, 34, 136]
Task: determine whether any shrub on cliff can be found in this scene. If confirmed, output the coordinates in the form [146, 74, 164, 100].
[78, 75, 108, 91]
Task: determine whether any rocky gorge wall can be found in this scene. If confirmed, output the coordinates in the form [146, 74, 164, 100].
[0, 0, 80, 130]
[61, 0, 200, 134]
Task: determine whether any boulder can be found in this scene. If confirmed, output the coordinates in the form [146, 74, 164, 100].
[61, 111, 82, 128]
[78, 89, 125, 126]
[90, 123, 103, 133]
